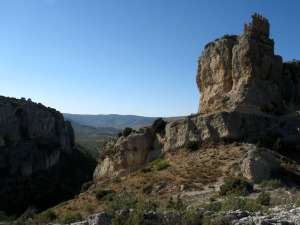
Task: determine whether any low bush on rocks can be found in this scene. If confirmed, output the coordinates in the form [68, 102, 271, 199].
[257, 190, 271, 206]
[105, 192, 158, 224]
[60, 213, 82, 224]
[140, 167, 152, 173]
[81, 180, 94, 193]
[184, 140, 199, 151]
[154, 161, 170, 171]
[259, 179, 281, 189]
[219, 177, 253, 196]
[152, 118, 167, 134]
[122, 127, 133, 137]
[96, 189, 116, 201]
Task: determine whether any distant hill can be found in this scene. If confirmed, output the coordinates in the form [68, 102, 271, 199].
[68, 120, 121, 159]
[63, 114, 183, 129]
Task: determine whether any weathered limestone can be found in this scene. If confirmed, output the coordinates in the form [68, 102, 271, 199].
[196, 14, 300, 115]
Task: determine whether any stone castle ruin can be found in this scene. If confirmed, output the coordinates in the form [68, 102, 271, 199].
[244, 13, 270, 38]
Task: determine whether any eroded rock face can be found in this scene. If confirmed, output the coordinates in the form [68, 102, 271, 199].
[196, 13, 300, 115]
[0, 96, 75, 177]
[0, 96, 96, 216]
[93, 127, 161, 180]
[93, 111, 300, 181]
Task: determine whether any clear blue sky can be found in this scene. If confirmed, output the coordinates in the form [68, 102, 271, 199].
[1, 0, 299, 117]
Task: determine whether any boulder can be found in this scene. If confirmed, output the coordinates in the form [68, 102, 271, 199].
[240, 146, 281, 183]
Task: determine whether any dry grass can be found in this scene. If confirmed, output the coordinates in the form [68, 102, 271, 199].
[51, 143, 244, 220]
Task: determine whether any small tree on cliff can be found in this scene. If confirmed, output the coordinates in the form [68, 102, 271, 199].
[123, 127, 133, 137]
[152, 118, 167, 134]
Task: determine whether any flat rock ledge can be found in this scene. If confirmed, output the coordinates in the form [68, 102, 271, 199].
[48, 206, 300, 225]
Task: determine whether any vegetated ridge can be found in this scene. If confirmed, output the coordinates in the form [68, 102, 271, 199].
[63, 113, 183, 129]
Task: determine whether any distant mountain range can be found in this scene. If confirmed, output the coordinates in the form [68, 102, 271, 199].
[63, 113, 183, 129]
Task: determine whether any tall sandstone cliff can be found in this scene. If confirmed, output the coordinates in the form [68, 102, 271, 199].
[0, 96, 96, 215]
[93, 14, 300, 184]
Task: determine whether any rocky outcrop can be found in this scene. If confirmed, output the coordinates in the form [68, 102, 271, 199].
[0, 96, 75, 177]
[94, 111, 300, 181]
[240, 146, 281, 183]
[93, 13, 300, 184]
[62, 207, 300, 225]
[196, 13, 300, 115]
[93, 127, 160, 180]
[0, 96, 96, 215]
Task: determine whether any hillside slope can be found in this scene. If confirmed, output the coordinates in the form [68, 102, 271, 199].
[63, 113, 182, 129]
[69, 120, 120, 159]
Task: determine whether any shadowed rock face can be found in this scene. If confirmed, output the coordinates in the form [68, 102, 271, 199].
[0, 96, 96, 215]
[196, 14, 300, 115]
[0, 96, 75, 177]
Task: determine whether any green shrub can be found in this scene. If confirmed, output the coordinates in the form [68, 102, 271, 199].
[123, 127, 133, 137]
[166, 195, 184, 211]
[259, 179, 281, 189]
[257, 190, 271, 206]
[18, 206, 37, 221]
[205, 41, 215, 49]
[0, 211, 7, 222]
[184, 140, 198, 151]
[202, 213, 225, 225]
[180, 209, 203, 225]
[222, 34, 238, 40]
[34, 209, 57, 223]
[272, 137, 282, 152]
[152, 118, 167, 134]
[204, 201, 222, 212]
[221, 96, 230, 104]
[221, 196, 262, 212]
[85, 203, 95, 213]
[103, 193, 116, 201]
[110, 197, 158, 225]
[219, 178, 253, 196]
[96, 189, 116, 200]
[105, 192, 137, 215]
[81, 180, 94, 193]
[142, 185, 153, 194]
[0, 211, 15, 222]
[61, 213, 82, 224]
[140, 168, 151, 173]
[154, 161, 170, 171]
